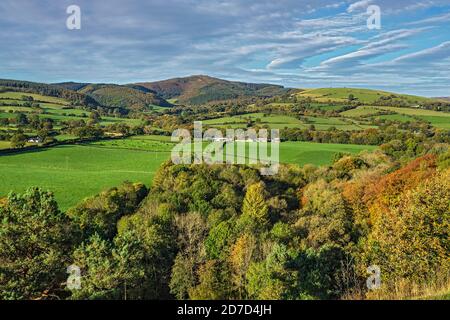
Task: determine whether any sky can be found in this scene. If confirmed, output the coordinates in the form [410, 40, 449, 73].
[0, 0, 449, 96]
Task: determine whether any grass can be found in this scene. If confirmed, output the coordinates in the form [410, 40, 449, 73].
[374, 114, 416, 122]
[55, 134, 78, 141]
[341, 106, 382, 117]
[280, 141, 376, 166]
[0, 142, 171, 210]
[297, 88, 437, 105]
[196, 140, 376, 167]
[0, 141, 10, 150]
[375, 106, 450, 129]
[415, 116, 450, 129]
[0, 92, 68, 105]
[203, 113, 364, 130]
[0, 134, 376, 209]
[0, 106, 35, 112]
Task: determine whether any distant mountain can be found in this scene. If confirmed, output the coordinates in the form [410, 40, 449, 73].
[435, 97, 450, 102]
[134, 75, 289, 105]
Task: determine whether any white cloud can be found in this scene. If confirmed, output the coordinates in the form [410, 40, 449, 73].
[347, 0, 372, 13]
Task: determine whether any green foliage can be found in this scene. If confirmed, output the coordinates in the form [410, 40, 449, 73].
[240, 182, 269, 230]
[205, 220, 235, 259]
[9, 132, 27, 148]
[0, 188, 76, 299]
[0, 140, 449, 301]
[246, 244, 292, 299]
[68, 182, 148, 239]
[293, 244, 348, 299]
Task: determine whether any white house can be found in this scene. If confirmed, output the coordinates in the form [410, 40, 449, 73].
[27, 137, 42, 144]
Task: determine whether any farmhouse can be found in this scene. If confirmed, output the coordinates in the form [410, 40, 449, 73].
[27, 137, 41, 144]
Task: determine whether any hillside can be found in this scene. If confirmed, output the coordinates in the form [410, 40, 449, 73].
[77, 84, 172, 111]
[134, 75, 289, 105]
[0, 79, 99, 108]
[297, 88, 444, 105]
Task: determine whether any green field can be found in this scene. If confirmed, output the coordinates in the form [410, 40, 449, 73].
[0, 91, 68, 105]
[0, 141, 171, 210]
[216, 140, 376, 166]
[203, 112, 366, 130]
[0, 141, 10, 150]
[341, 106, 382, 117]
[297, 88, 438, 105]
[0, 133, 375, 209]
[279, 141, 376, 166]
[375, 106, 450, 129]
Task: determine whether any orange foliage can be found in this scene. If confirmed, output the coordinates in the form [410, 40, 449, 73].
[342, 154, 437, 227]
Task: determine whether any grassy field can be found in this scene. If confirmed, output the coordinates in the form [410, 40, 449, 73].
[0, 141, 10, 150]
[0, 92, 68, 105]
[297, 88, 438, 105]
[341, 106, 382, 117]
[203, 112, 367, 130]
[217, 141, 376, 166]
[0, 141, 171, 210]
[375, 106, 450, 129]
[339, 105, 450, 128]
[279, 141, 376, 166]
[0, 134, 375, 209]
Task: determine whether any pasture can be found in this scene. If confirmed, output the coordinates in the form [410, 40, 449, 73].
[297, 88, 437, 105]
[0, 134, 375, 209]
[0, 140, 171, 210]
[203, 112, 367, 130]
[375, 106, 450, 129]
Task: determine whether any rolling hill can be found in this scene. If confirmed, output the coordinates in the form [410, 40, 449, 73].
[76, 84, 172, 111]
[3, 77, 449, 111]
[134, 75, 289, 104]
[0, 79, 99, 108]
[297, 88, 444, 105]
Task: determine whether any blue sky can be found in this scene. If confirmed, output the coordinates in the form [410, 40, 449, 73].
[0, 0, 449, 96]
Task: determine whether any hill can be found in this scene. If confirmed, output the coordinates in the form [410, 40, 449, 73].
[0, 79, 99, 108]
[297, 88, 444, 106]
[77, 84, 172, 111]
[134, 75, 289, 105]
[52, 82, 90, 91]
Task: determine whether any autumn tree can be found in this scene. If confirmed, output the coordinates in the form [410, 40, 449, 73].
[239, 182, 269, 231]
[169, 212, 208, 299]
[363, 169, 450, 290]
[229, 233, 257, 299]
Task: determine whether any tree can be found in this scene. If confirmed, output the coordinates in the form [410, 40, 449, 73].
[246, 244, 291, 300]
[17, 113, 29, 125]
[229, 233, 256, 299]
[37, 128, 50, 141]
[189, 260, 231, 299]
[240, 182, 269, 230]
[10, 132, 27, 148]
[0, 188, 77, 300]
[205, 220, 234, 259]
[296, 180, 353, 249]
[363, 169, 450, 288]
[169, 212, 208, 299]
[67, 182, 148, 240]
[89, 111, 102, 124]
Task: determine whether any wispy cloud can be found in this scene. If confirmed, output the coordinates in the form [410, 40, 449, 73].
[347, 0, 372, 13]
[0, 0, 449, 95]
